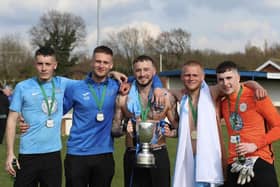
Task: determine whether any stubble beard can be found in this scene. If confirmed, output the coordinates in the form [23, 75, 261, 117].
[136, 78, 153, 88]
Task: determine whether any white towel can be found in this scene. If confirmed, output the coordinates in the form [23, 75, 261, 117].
[172, 81, 224, 187]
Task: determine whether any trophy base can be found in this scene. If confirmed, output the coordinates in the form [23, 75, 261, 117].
[136, 163, 155, 168]
[136, 143, 155, 168]
[136, 154, 155, 168]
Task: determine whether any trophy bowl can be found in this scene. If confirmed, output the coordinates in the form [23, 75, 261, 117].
[136, 121, 157, 168]
[137, 121, 157, 143]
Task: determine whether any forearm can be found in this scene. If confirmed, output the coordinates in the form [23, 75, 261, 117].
[242, 80, 261, 89]
[254, 97, 280, 149]
[111, 122, 125, 137]
[112, 95, 127, 137]
[108, 71, 128, 83]
[169, 89, 183, 102]
[6, 112, 18, 157]
[111, 117, 128, 138]
[170, 128, 178, 138]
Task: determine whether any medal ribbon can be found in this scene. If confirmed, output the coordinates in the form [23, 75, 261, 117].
[88, 84, 107, 112]
[188, 96, 197, 127]
[37, 79, 55, 117]
[227, 86, 243, 130]
[138, 94, 151, 122]
[227, 86, 246, 163]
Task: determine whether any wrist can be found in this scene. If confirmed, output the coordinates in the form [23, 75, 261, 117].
[172, 129, 177, 137]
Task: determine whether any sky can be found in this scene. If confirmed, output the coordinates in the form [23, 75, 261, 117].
[1, 0, 280, 53]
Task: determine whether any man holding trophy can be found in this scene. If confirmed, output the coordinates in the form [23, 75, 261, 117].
[111, 55, 179, 187]
[216, 61, 280, 187]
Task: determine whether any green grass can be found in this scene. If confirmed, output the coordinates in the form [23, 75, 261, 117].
[1, 126, 280, 187]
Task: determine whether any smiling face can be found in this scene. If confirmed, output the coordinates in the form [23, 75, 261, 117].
[35, 55, 57, 82]
[216, 69, 240, 95]
[91, 52, 113, 82]
[181, 63, 205, 92]
[133, 59, 156, 87]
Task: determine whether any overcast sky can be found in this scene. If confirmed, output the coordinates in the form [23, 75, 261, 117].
[1, 0, 280, 53]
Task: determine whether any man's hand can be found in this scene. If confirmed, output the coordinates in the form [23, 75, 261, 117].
[243, 81, 267, 100]
[2, 86, 12, 97]
[163, 125, 177, 137]
[18, 115, 29, 134]
[152, 88, 168, 108]
[254, 87, 267, 100]
[119, 82, 131, 95]
[5, 155, 20, 177]
[236, 143, 257, 156]
[127, 120, 134, 137]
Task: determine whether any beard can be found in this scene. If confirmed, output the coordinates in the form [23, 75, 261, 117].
[136, 77, 153, 88]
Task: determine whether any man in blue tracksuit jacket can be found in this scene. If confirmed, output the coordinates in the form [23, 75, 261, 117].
[63, 46, 119, 187]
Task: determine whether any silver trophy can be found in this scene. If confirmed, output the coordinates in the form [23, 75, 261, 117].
[136, 121, 157, 168]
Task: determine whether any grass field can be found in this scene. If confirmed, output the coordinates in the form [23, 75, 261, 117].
[1, 126, 280, 187]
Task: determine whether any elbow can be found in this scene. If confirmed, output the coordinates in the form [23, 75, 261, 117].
[111, 127, 124, 138]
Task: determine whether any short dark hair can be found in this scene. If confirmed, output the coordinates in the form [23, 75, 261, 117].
[35, 46, 56, 58]
[93, 45, 113, 56]
[133, 55, 155, 66]
[216, 60, 239, 74]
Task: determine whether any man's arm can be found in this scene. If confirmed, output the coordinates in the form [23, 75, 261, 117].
[237, 96, 280, 155]
[63, 84, 75, 115]
[164, 93, 179, 137]
[210, 80, 267, 102]
[111, 94, 127, 137]
[242, 80, 267, 99]
[108, 71, 128, 83]
[169, 88, 184, 102]
[5, 111, 20, 176]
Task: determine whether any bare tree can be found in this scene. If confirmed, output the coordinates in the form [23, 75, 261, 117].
[0, 34, 32, 82]
[29, 10, 86, 75]
[153, 28, 191, 69]
[155, 28, 190, 56]
[103, 27, 153, 73]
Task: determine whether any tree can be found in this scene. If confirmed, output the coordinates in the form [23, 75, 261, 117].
[153, 28, 191, 69]
[0, 34, 33, 83]
[103, 27, 156, 74]
[244, 41, 265, 69]
[29, 10, 86, 75]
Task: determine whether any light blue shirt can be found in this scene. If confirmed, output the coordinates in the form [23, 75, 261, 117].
[10, 76, 73, 154]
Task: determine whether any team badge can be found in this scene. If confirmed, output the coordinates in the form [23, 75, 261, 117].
[239, 103, 247, 112]
[42, 97, 57, 114]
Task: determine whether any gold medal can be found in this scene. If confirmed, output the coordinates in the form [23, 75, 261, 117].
[191, 130, 197, 140]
